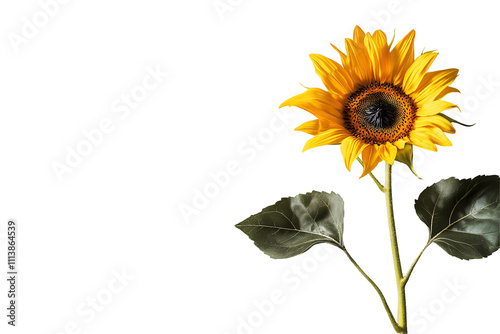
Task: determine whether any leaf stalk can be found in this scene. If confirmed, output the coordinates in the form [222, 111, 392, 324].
[356, 157, 386, 192]
[343, 249, 402, 333]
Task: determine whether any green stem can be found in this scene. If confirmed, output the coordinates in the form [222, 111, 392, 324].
[384, 163, 407, 333]
[343, 249, 401, 333]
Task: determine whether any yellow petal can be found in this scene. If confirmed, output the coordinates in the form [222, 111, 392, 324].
[373, 30, 392, 82]
[340, 136, 368, 171]
[360, 145, 382, 178]
[436, 86, 460, 100]
[424, 127, 452, 146]
[364, 31, 392, 83]
[378, 142, 397, 164]
[353, 26, 366, 47]
[303, 128, 351, 151]
[414, 115, 456, 134]
[402, 52, 438, 95]
[280, 88, 343, 120]
[345, 38, 372, 86]
[364, 33, 382, 83]
[331, 43, 347, 66]
[417, 100, 459, 116]
[295, 119, 344, 135]
[295, 120, 320, 135]
[391, 30, 415, 86]
[412, 127, 452, 147]
[409, 130, 437, 151]
[309, 54, 354, 96]
[412, 69, 459, 106]
[394, 138, 407, 149]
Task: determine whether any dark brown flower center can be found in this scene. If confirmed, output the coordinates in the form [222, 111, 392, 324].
[343, 82, 417, 145]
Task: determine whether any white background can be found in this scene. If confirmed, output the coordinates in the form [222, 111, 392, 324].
[0, 0, 499, 333]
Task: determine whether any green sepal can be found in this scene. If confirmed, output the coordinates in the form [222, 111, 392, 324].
[395, 144, 421, 179]
[388, 28, 396, 49]
[437, 113, 475, 127]
[421, 48, 438, 55]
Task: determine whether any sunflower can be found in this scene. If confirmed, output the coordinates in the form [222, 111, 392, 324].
[280, 26, 460, 178]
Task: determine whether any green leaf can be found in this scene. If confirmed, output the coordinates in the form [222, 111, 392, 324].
[236, 191, 344, 259]
[414, 175, 500, 260]
[395, 144, 421, 179]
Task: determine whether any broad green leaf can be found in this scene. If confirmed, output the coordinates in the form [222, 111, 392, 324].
[415, 175, 500, 260]
[395, 144, 421, 179]
[236, 191, 344, 259]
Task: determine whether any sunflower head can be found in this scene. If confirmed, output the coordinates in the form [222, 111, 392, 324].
[280, 26, 461, 178]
